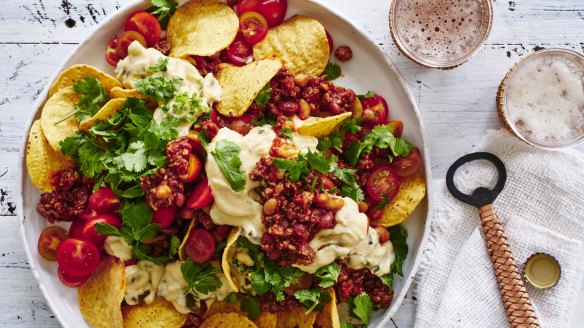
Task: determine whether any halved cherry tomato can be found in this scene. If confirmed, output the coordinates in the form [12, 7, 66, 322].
[79, 207, 98, 221]
[391, 147, 422, 178]
[82, 214, 122, 247]
[239, 11, 268, 45]
[116, 31, 147, 59]
[325, 30, 334, 55]
[226, 33, 253, 66]
[210, 109, 219, 124]
[57, 238, 101, 277]
[237, 0, 288, 27]
[228, 114, 253, 135]
[124, 11, 161, 47]
[186, 135, 206, 156]
[185, 228, 216, 263]
[105, 36, 122, 67]
[152, 206, 177, 229]
[181, 154, 202, 183]
[387, 120, 403, 138]
[211, 225, 231, 243]
[361, 95, 389, 127]
[186, 178, 214, 209]
[89, 187, 120, 214]
[38, 226, 68, 261]
[68, 219, 85, 240]
[366, 166, 400, 202]
[58, 266, 89, 288]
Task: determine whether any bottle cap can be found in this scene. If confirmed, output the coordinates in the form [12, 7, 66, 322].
[523, 253, 561, 289]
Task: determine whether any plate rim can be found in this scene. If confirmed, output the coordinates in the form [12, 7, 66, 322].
[16, 0, 434, 326]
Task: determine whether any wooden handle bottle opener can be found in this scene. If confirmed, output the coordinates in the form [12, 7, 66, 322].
[446, 152, 540, 327]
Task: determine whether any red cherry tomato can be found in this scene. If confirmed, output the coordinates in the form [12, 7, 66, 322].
[68, 219, 85, 240]
[239, 11, 268, 45]
[186, 178, 214, 209]
[124, 11, 161, 47]
[228, 114, 253, 135]
[226, 33, 253, 66]
[361, 95, 389, 127]
[116, 31, 147, 59]
[185, 228, 216, 263]
[366, 166, 400, 202]
[181, 154, 203, 183]
[238, 0, 288, 27]
[152, 207, 177, 229]
[325, 30, 334, 55]
[38, 226, 69, 261]
[105, 36, 122, 67]
[57, 238, 101, 277]
[387, 120, 404, 138]
[82, 214, 122, 247]
[79, 207, 98, 221]
[58, 266, 90, 288]
[210, 109, 219, 124]
[391, 148, 423, 178]
[187, 136, 206, 156]
[212, 225, 231, 243]
[89, 187, 120, 214]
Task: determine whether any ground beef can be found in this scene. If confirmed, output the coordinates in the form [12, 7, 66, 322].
[302, 76, 356, 116]
[181, 313, 202, 328]
[190, 51, 228, 76]
[335, 262, 393, 309]
[36, 169, 93, 223]
[166, 137, 193, 182]
[154, 38, 171, 56]
[141, 168, 185, 210]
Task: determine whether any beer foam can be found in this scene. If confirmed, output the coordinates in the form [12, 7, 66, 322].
[506, 54, 584, 145]
[393, 0, 490, 64]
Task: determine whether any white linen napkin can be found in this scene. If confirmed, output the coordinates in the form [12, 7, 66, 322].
[414, 129, 584, 328]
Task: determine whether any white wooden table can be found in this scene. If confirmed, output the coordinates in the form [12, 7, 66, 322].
[1, 0, 582, 326]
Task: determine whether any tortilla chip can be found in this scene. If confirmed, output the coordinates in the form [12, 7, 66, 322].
[314, 288, 340, 328]
[178, 219, 197, 262]
[297, 112, 352, 138]
[25, 120, 75, 192]
[277, 306, 317, 328]
[216, 60, 282, 117]
[79, 98, 126, 131]
[40, 86, 81, 152]
[168, 0, 239, 57]
[254, 312, 277, 328]
[204, 299, 277, 328]
[201, 312, 257, 328]
[122, 297, 187, 328]
[48, 64, 121, 98]
[78, 256, 126, 328]
[253, 16, 329, 77]
[379, 173, 426, 227]
[221, 228, 242, 292]
[110, 87, 157, 109]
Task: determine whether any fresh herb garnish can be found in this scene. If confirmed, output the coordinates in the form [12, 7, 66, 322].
[148, 58, 169, 73]
[224, 293, 237, 303]
[254, 84, 272, 107]
[374, 198, 390, 211]
[294, 288, 332, 314]
[306, 150, 334, 174]
[252, 114, 277, 127]
[357, 91, 376, 100]
[56, 77, 109, 124]
[333, 167, 364, 202]
[135, 76, 182, 103]
[147, 0, 178, 28]
[281, 127, 294, 139]
[389, 224, 408, 276]
[344, 125, 414, 166]
[314, 261, 341, 288]
[322, 62, 342, 81]
[211, 140, 246, 192]
[241, 296, 261, 320]
[272, 156, 311, 183]
[349, 293, 373, 325]
[181, 259, 222, 294]
[317, 118, 361, 152]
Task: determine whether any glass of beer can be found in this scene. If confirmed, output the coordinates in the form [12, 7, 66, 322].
[389, 0, 493, 69]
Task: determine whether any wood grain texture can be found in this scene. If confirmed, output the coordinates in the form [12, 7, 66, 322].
[0, 0, 582, 327]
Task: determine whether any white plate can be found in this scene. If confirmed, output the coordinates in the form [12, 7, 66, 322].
[17, 1, 433, 327]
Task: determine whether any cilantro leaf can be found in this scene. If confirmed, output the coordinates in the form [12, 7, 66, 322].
[379, 273, 393, 288]
[56, 77, 109, 124]
[135, 76, 182, 103]
[333, 167, 364, 202]
[181, 259, 222, 294]
[169, 235, 180, 256]
[350, 293, 373, 324]
[389, 225, 408, 276]
[357, 91, 376, 100]
[322, 62, 342, 81]
[272, 156, 310, 182]
[342, 118, 362, 135]
[314, 261, 341, 288]
[211, 140, 246, 192]
[252, 114, 277, 127]
[147, 0, 178, 28]
[306, 150, 334, 174]
[224, 293, 237, 303]
[294, 289, 332, 314]
[148, 58, 169, 73]
[343, 125, 414, 166]
[281, 128, 294, 139]
[317, 130, 344, 152]
[374, 198, 390, 211]
[241, 296, 261, 320]
[254, 84, 271, 107]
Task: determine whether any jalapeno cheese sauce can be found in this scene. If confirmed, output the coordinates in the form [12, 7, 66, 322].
[124, 260, 164, 306]
[115, 41, 222, 136]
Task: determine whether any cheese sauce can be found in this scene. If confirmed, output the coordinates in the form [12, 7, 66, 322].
[104, 236, 133, 261]
[124, 260, 164, 306]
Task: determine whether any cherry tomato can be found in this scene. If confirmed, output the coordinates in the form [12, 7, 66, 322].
[387, 120, 404, 138]
[57, 238, 101, 277]
[82, 214, 122, 247]
[361, 95, 389, 127]
[325, 30, 334, 55]
[89, 187, 120, 214]
[79, 207, 98, 221]
[152, 206, 177, 229]
[239, 11, 268, 45]
[238, 0, 288, 27]
[181, 154, 203, 183]
[186, 178, 214, 209]
[38, 226, 68, 261]
[226, 33, 253, 66]
[374, 226, 390, 244]
[366, 166, 400, 202]
[58, 266, 89, 288]
[228, 114, 253, 135]
[391, 148, 423, 178]
[116, 31, 147, 59]
[186, 133, 206, 156]
[210, 109, 219, 124]
[185, 228, 216, 263]
[68, 219, 85, 239]
[105, 36, 122, 67]
[211, 225, 231, 243]
[124, 11, 161, 47]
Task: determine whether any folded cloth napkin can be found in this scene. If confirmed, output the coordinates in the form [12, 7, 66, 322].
[414, 129, 584, 328]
